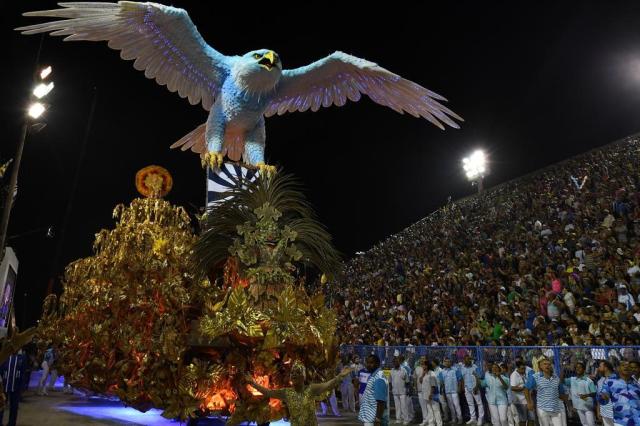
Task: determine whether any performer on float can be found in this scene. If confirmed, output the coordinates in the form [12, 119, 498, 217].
[246, 362, 352, 426]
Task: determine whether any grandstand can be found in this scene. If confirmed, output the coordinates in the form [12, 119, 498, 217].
[332, 133, 640, 350]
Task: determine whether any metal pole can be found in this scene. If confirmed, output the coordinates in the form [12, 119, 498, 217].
[477, 176, 484, 193]
[48, 88, 97, 292]
[0, 122, 29, 258]
[1, 35, 45, 259]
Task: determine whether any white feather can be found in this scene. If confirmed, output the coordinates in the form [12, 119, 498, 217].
[16, 2, 227, 112]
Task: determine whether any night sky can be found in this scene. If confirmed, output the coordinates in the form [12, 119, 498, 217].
[4, 1, 640, 327]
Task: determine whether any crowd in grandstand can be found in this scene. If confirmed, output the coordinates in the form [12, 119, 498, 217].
[331, 135, 640, 348]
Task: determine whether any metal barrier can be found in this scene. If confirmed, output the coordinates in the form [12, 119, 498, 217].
[339, 345, 640, 375]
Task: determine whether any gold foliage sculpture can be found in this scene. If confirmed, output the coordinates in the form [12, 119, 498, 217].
[40, 194, 198, 418]
[38, 168, 341, 423]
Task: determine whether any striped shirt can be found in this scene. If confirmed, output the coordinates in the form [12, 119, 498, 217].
[358, 368, 389, 423]
[526, 372, 562, 412]
[2, 353, 24, 393]
[597, 375, 615, 420]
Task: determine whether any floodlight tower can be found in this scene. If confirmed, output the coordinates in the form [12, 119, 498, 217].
[0, 66, 54, 255]
[462, 149, 487, 194]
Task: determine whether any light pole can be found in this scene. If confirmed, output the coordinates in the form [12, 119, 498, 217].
[0, 66, 54, 257]
[462, 149, 488, 194]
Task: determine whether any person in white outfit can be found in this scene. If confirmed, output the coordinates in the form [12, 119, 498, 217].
[391, 357, 410, 424]
[415, 357, 427, 425]
[340, 359, 356, 412]
[401, 355, 415, 423]
[559, 385, 568, 426]
[350, 355, 364, 408]
[562, 362, 596, 426]
[437, 358, 463, 424]
[482, 362, 510, 426]
[506, 374, 517, 426]
[421, 359, 443, 426]
[510, 361, 534, 426]
[433, 360, 451, 422]
[459, 355, 485, 425]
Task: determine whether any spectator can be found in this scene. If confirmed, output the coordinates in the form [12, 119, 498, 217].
[510, 361, 534, 426]
[598, 360, 640, 426]
[618, 285, 635, 311]
[400, 355, 415, 422]
[482, 362, 510, 426]
[459, 355, 484, 426]
[357, 361, 372, 408]
[340, 357, 356, 413]
[596, 360, 615, 426]
[391, 357, 410, 425]
[358, 355, 389, 426]
[438, 358, 463, 424]
[563, 361, 596, 426]
[415, 357, 427, 425]
[420, 358, 442, 426]
[433, 359, 451, 422]
[525, 358, 563, 426]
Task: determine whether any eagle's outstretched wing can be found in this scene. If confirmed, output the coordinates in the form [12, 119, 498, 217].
[16, 2, 228, 111]
[266, 51, 462, 129]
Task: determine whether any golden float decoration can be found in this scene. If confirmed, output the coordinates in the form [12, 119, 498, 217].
[39, 168, 341, 423]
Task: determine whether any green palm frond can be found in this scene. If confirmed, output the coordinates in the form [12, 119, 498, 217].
[193, 170, 341, 279]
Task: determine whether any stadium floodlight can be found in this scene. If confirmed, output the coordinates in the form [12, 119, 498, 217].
[33, 81, 54, 99]
[40, 65, 52, 79]
[462, 149, 487, 193]
[28, 102, 46, 119]
[1, 65, 55, 266]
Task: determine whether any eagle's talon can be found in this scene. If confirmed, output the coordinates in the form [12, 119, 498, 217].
[256, 162, 277, 176]
[202, 152, 224, 169]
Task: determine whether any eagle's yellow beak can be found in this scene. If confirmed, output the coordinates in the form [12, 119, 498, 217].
[263, 51, 275, 66]
[258, 51, 277, 71]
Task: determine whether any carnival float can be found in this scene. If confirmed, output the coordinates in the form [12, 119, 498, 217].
[18, 1, 460, 422]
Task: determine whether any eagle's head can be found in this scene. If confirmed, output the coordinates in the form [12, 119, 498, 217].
[232, 49, 282, 93]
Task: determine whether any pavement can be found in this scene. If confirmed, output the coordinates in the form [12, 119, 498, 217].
[7, 372, 362, 425]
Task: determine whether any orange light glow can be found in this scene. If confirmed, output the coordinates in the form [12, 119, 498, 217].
[202, 376, 281, 415]
[206, 393, 226, 410]
[204, 387, 238, 412]
[247, 375, 270, 396]
[269, 398, 282, 410]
